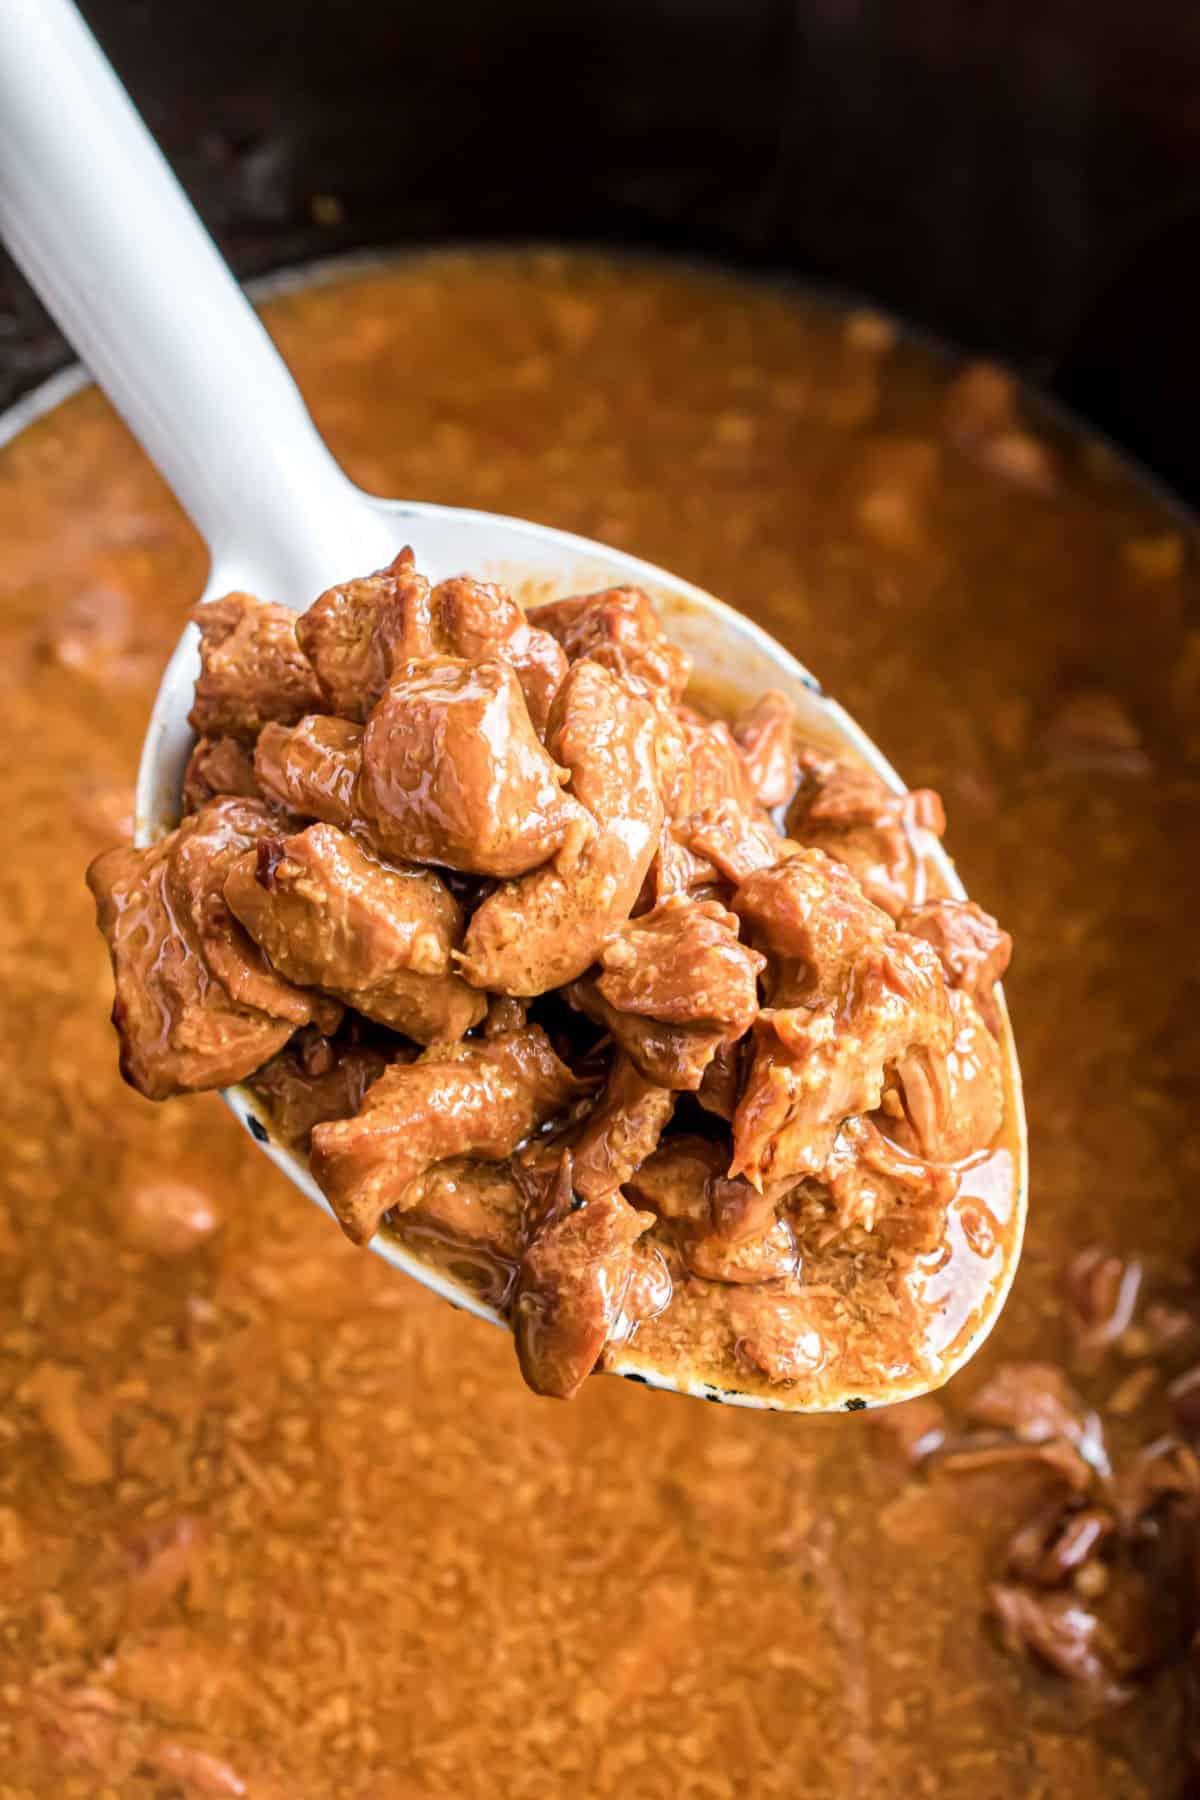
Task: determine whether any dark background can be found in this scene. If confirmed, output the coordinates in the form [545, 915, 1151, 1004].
[4, 0, 1200, 500]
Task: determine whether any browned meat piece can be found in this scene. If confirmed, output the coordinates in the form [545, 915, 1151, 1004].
[571, 1056, 676, 1199]
[87, 798, 335, 1101]
[295, 546, 432, 721]
[1062, 1247, 1144, 1359]
[248, 1035, 390, 1148]
[1007, 1504, 1113, 1587]
[822, 1115, 959, 1244]
[625, 1134, 790, 1282]
[484, 995, 528, 1038]
[988, 1585, 1132, 1704]
[732, 847, 891, 1003]
[528, 585, 691, 701]
[645, 826, 720, 904]
[900, 897, 1012, 1033]
[514, 1187, 655, 1398]
[309, 1027, 581, 1244]
[683, 799, 787, 885]
[890, 987, 1005, 1163]
[393, 1157, 527, 1265]
[567, 978, 724, 1091]
[732, 690, 799, 808]
[181, 736, 261, 814]
[684, 1217, 798, 1284]
[430, 576, 568, 735]
[224, 823, 484, 1042]
[731, 932, 952, 1189]
[254, 715, 363, 828]
[786, 752, 946, 918]
[675, 707, 760, 817]
[967, 1363, 1102, 1456]
[358, 655, 584, 877]
[189, 592, 323, 743]
[461, 659, 664, 994]
[730, 1291, 827, 1386]
[596, 896, 765, 1034]
[697, 1038, 740, 1120]
[625, 1135, 724, 1226]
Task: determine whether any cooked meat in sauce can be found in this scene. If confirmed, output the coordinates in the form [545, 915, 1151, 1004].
[88, 552, 1018, 1409]
[6, 251, 1198, 1795]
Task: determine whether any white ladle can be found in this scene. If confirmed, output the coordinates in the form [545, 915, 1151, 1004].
[0, 0, 1025, 1408]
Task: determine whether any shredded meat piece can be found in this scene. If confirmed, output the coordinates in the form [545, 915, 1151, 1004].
[572, 1056, 675, 1200]
[392, 1157, 527, 1264]
[645, 826, 720, 903]
[787, 750, 946, 918]
[528, 585, 691, 701]
[430, 576, 568, 734]
[294, 545, 432, 720]
[224, 822, 484, 1042]
[683, 1216, 799, 1284]
[309, 1027, 581, 1244]
[731, 1291, 827, 1386]
[733, 846, 892, 1003]
[626, 1136, 792, 1283]
[567, 978, 724, 1090]
[967, 1362, 1107, 1471]
[732, 690, 799, 808]
[181, 736, 261, 814]
[461, 659, 664, 994]
[188, 592, 323, 743]
[247, 1037, 390, 1149]
[596, 896, 764, 1033]
[683, 799, 788, 885]
[988, 1585, 1133, 1704]
[1007, 1504, 1114, 1586]
[514, 1179, 656, 1398]
[900, 897, 1012, 1033]
[87, 798, 337, 1099]
[1063, 1247, 1144, 1358]
[732, 931, 952, 1189]
[358, 655, 584, 877]
[890, 988, 1005, 1163]
[254, 714, 363, 828]
[823, 1116, 958, 1245]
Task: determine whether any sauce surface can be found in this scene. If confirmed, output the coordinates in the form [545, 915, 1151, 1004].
[1, 250, 1197, 1795]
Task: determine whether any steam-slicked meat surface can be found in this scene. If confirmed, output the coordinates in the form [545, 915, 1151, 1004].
[596, 896, 764, 1033]
[823, 1116, 958, 1246]
[309, 1027, 582, 1244]
[87, 799, 334, 1100]
[733, 847, 892, 1003]
[247, 1036, 390, 1149]
[571, 1056, 676, 1200]
[295, 547, 432, 721]
[675, 707, 760, 817]
[514, 1188, 655, 1398]
[732, 932, 953, 1188]
[224, 823, 484, 1042]
[733, 690, 799, 808]
[392, 1157, 527, 1264]
[625, 1135, 792, 1281]
[461, 659, 664, 994]
[189, 592, 323, 743]
[182, 736, 261, 814]
[528, 585, 691, 701]
[787, 751, 946, 917]
[430, 577, 568, 735]
[254, 715, 363, 828]
[683, 799, 786, 885]
[891, 987, 1005, 1163]
[566, 979, 725, 1091]
[900, 897, 1013, 1033]
[358, 655, 583, 877]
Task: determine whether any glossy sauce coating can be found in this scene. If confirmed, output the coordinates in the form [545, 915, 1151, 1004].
[2, 252, 1197, 1795]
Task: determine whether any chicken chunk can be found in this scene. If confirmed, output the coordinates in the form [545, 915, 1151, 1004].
[189, 592, 323, 743]
[514, 1187, 656, 1398]
[596, 896, 765, 1034]
[430, 576, 568, 735]
[822, 1115, 959, 1245]
[87, 798, 335, 1100]
[900, 897, 1012, 1033]
[625, 1134, 790, 1281]
[224, 823, 485, 1042]
[393, 1157, 528, 1265]
[732, 847, 892, 1003]
[731, 1291, 827, 1385]
[731, 932, 953, 1188]
[787, 751, 946, 918]
[461, 659, 664, 994]
[733, 690, 799, 808]
[358, 655, 585, 877]
[309, 1027, 581, 1244]
[571, 1056, 676, 1200]
[248, 1034, 391, 1149]
[683, 799, 788, 885]
[890, 987, 1006, 1163]
[295, 546, 433, 721]
[254, 715, 363, 828]
[674, 707, 760, 818]
[181, 736, 261, 814]
[566, 979, 725, 1091]
[528, 585, 691, 701]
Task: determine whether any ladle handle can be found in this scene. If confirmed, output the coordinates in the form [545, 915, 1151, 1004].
[0, 0, 374, 594]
